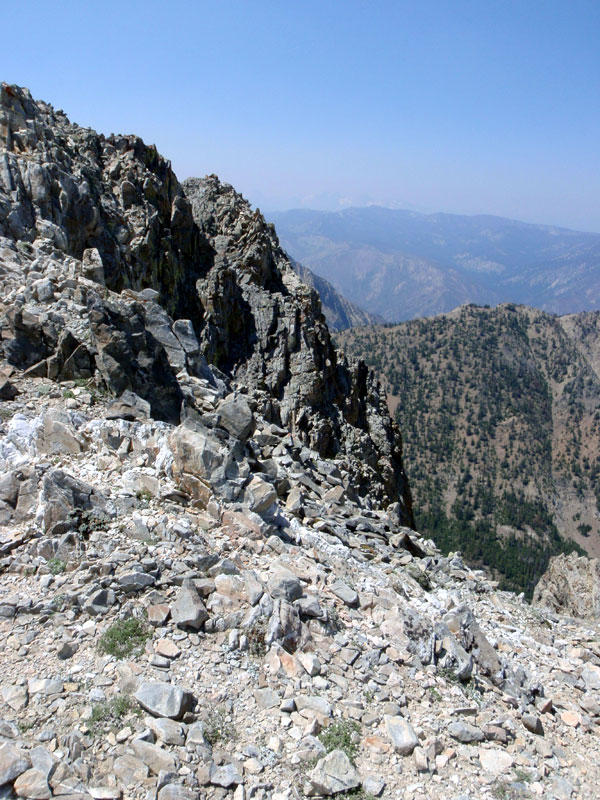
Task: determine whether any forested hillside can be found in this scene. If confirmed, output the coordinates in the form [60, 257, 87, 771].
[337, 304, 600, 596]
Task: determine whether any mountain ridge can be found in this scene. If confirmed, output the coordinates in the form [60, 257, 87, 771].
[1, 82, 600, 800]
[337, 303, 600, 595]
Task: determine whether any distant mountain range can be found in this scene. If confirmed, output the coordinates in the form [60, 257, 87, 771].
[270, 207, 600, 322]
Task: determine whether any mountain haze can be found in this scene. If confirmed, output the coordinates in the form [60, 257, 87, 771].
[270, 207, 600, 322]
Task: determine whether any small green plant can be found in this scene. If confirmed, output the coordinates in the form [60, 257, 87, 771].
[364, 688, 375, 704]
[18, 719, 36, 733]
[462, 679, 483, 704]
[97, 617, 151, 659]
[318, 719, 361, 764]
[47, 557, 66, 575]
[62, 389, 75, 399]
[88, 695, 140, 736]
[437, 666, 461, 684]
[513, 768, 531, 783]
[53, 593, 72, 613]
[339, 790, 376, 800]
[203, 706, 235, 745]
[429, 686, 442, 702]
[69, 508, 110, 537]
[136, 488, 153, 504]
[490, 779, 528, 800]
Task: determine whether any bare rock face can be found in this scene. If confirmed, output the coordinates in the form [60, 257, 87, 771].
[533, 552, 600, 619]
[183, 176, 413, 518]
[0, 83, 210, 321]
[0, 83, 413, 522]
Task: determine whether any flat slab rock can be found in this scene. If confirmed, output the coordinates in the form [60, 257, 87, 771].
[132, 739, 179, 775]
[306, 750, 361, 796]
[134, 681, 193, 720]
[479, 747, 514, 774]
[330, 581, 358, 607]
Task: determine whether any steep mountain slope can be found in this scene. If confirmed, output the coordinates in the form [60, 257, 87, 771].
[337, 304, 600, 595]
[270, 207, 600, 321]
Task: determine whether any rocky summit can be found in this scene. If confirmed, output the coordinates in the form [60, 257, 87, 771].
[0, 83, 599, 800]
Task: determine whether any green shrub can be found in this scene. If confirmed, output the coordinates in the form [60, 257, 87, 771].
[47, 557, 66, 575]
[203, 706, 235, 745]
[88, 695, 139, 735]
[97, 617, 150, 659]
[318, 719, 361, 764]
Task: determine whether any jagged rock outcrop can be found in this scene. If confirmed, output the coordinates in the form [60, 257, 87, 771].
[533, 552, 600, 619]
[0, 83, 209, 320]
[0, 83, 412, 522]
[183, 176, 411, 515]
[289, 258, 382, 331]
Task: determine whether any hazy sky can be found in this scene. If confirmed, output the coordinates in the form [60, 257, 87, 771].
[3, 0, 599, 231]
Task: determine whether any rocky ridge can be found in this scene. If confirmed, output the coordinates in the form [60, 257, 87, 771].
[0, 84, 599, 800]
[0, 83, 412, 520]
[337, 304, 600, 595]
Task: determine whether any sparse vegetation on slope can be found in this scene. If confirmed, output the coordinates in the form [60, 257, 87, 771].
[337, 304, 598, 596]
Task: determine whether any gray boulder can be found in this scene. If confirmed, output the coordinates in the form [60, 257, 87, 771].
[105, 391, 151, 421]
[306, 750, 361, 796]
[448, 720, 485, 743]
[134, 682, 193, 720]
[384, 716, 419, 755]
[170, 580, 208, 630]
[216, 394, 254, 440]
[268, 569, 303, 602]
[0, 742, 31, 786]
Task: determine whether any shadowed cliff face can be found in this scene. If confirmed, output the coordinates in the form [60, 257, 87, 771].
[0, 84, 413, 523]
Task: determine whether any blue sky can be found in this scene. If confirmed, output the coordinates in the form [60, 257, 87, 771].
[3, 0, 599, 230]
